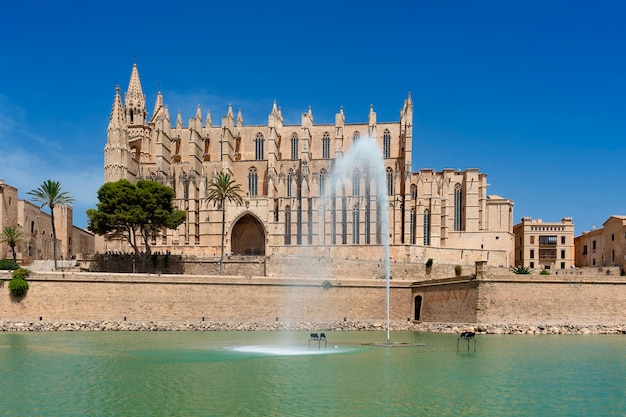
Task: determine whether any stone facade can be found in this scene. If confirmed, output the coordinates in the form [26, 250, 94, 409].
[0, 179, 94, 263]
[102, 64, 515, 267]
[513, 217, 575, 270]
[575, 215, 626, 273]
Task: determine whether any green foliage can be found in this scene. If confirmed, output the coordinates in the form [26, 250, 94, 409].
[8, 269, 30, 297]
[511, 265, 533, 274]
[87, 179, 186, 265]
[425, 258, 434, 268]
[12, 268, 31, 280]
[0, 227, 25, 263]
[27, 180, 75, 270]
[539, 269, 550, 275]
[9, 277, 29, 297]
[0, 259, 19, 270]
[454, 265, 462, 276]
[322, 280, 332, 290]
[205, 172, 244, 274]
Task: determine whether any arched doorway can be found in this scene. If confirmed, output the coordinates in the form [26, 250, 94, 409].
[414, 295, 423, 321]
[231, 213, 266, 256]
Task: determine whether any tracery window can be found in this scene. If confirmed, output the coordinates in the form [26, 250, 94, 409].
[386, 167, 393, 196]
[255, 132, 264, 160]
[290, 132, 299, 160]
[454, 183, 463, 231]
[352, 205, 360, 244]
[248, 167, 258, 197]
[319, 168, 327, 196]
[383, 129, 391, 158]
[285, 205, 291, 245]
[352, 168, 360, 196]
[424, 209, 431, 246]
[287, 170, 295, 197]
[322, 132, 331, 159]
[409, 208, 416, 244]
[352, 131, 360, 143]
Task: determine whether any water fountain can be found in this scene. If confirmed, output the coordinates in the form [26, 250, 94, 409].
[325, 136, 392, 345]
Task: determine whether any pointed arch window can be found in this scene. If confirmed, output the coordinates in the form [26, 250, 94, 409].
[410, 184, 417, 200]
[285, 205, 292, 245]
[424, 209, 431, 246]
[386, 167, 394, 196]
[454, 183, 463, 231]
[291, 132, 299, 160]
[287, 170, 295, 197]
[322, 132, 331, 159]
[383, 129, 391, 158]
[352, 205, 360, 244]
[248, 167, 258, 197]
[409, 208, 416, 244]
[352, 131, 360, 143]
[319, 168, 327, 196]
[352, 168, 360, 196]
[255, 133, 265, 160]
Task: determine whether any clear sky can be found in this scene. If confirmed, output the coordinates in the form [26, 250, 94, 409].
[1, 1, 624, 234]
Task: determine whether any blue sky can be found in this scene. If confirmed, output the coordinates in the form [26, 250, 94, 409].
[0, 1, 624, 234]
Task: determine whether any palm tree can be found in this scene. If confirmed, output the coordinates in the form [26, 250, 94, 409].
[206, 172, 244, 274]
[27, 180, 75, 270]
[0, 226, 24, 263]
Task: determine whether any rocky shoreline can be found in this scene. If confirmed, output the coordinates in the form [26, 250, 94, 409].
[1, 320, 625, 334]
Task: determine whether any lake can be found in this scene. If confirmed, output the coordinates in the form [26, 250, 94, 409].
[0, 331, 624, 416]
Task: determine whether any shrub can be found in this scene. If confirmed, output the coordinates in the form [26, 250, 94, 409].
[425, 258, 434, 268]
[322, 280, 332, 290]
[0, 259, 18, 270]
[539, 269, 550, 275]
[511, 265, 533, 274]
[9, 277, 29, 297]
[454, 265, 462, 276]
[12, 268, 31, 280]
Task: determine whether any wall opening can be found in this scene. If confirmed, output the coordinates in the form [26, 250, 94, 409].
[414, 295, 423, 321]
[231, 213, 266, 256]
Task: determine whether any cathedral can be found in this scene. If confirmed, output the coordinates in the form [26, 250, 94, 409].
[103, 64, 514, 267]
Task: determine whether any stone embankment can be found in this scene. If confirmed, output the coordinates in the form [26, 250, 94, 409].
[0, 320, 625, 334]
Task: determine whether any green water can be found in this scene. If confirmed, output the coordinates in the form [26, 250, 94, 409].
[0, 331, 624, 416]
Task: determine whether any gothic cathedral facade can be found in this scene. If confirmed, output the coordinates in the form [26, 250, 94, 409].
[104, 64, 514, 266]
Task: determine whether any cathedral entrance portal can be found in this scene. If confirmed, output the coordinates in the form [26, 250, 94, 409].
[231, 213, 266, 256]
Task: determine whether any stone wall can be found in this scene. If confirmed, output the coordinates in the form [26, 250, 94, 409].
[0, 271, 413, 323]
[412, 270, 626, 326]
[410, 278, 478, 322]
[476, 277, 626, 325]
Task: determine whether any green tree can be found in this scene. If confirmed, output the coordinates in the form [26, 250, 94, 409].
[86, 179, 186, 272]
[206, 172, 244, 274]
[0, 226, 25, 263]
[27, 180, 75, 270]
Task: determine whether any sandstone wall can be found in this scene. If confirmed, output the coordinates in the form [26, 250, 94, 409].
[476, 276, 626, 325]
[0, 272, 413, 323]
[411, 279, 478, 322]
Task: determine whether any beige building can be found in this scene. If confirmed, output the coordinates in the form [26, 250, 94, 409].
[575, 216, 626, 273]
[102, 64, 515, 267]
[0, 179, 95, 264]
[513, 217, 575, 270]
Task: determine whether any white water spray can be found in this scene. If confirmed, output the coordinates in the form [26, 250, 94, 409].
[325, 137, 391, 344]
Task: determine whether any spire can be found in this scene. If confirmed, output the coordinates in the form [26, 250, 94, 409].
[176, 111, 183, 128]
[236, 107, 243, 127]
[205, 109, 212, 127]
[108, 86, 125, 131]
[151, 89, 164, 122]
[195, 104, 202, 120]
[124, 63, 147, 125]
